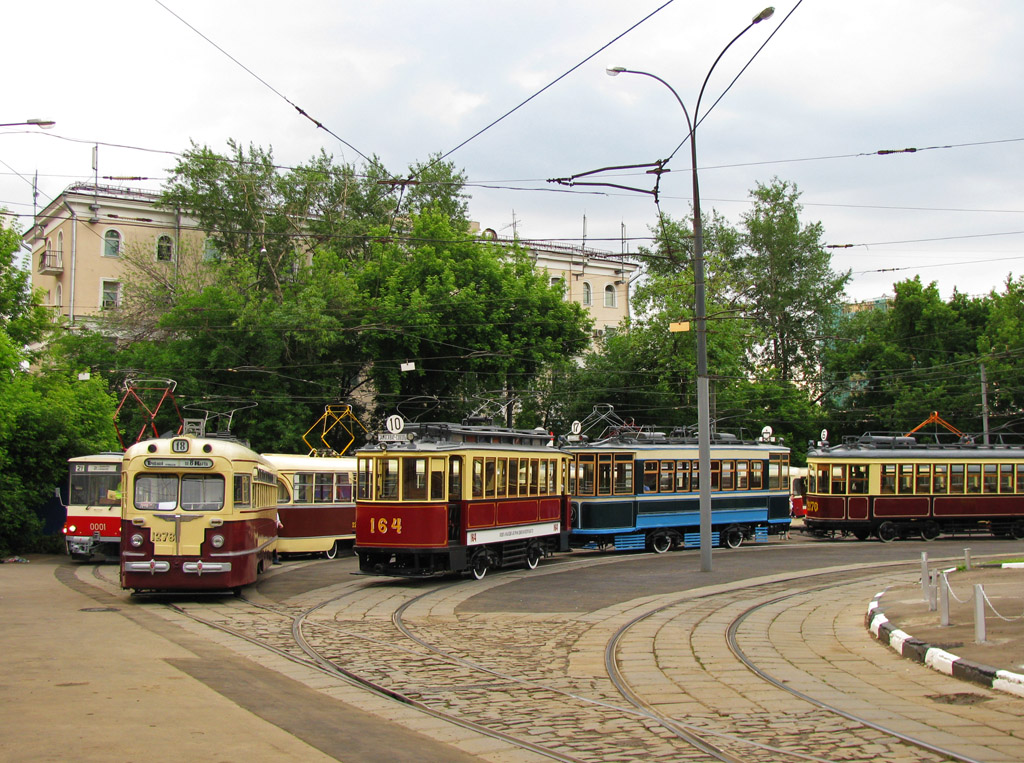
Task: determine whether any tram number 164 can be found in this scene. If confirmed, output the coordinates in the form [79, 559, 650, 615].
[369, 517, 403, 535]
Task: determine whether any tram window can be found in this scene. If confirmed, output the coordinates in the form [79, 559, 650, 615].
[472, 458, 484, 498]
[966, 464, 981, 494]
[404, 458, 428, 500]
[676, 460, 690, 492]
[507, 459, 519, 496]
[378, 458, 399, 499]
[720, 461, 734, 491]
[357, 458, 373, 500]
[769, 455, 788, 490]
[549, 459, 559, 494]
[519, 460, 530, 495]
[711, 460, 721, 491]
[184, 475, 225, 511]
[830, 465, 846, 495]
[736, 461, 748, 490]
[277, 479, 291, 504]
[539, 460, 549, 495]
[483, 458, 496, 498]
[750, 461, 764, 490]
[691, 460, 700, 491]
[1000, 464, 1013, 493]
[983, 464, 998, 494]
[315, 473, 334, 502]
[449, 456, 462, 500]
[932, 464, 947, 494]
[336, 473, 353, 501]
[614, 456, 633, 494]
[496, 459, 508, 497]
[294, 472, 313, 503]
[849, 464, 868, 494]
[232, 475, 251, 508]
[529, 459, 540, 495]
[950, 464, 965, 493]
[1017, 464, 1024, 494]
[659, 460, 675, 492]
[898, 464, 914, 495]
[430, 458, 446, 501]
[597, 455, 613, 495]
[915, 464, 931, 494]
[643, 462, 658, 493]
[133, 474, 179, 511]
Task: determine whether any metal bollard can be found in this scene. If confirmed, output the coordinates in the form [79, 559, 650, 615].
[921, 552, 929, 601]
[928, 569, 937, 611]
[974, 583, 986, 643]
[964, 548, 972, 570]
[939, 574, 950, 626]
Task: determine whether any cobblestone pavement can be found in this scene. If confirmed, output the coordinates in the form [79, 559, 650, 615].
[10, 552, 1024, 762]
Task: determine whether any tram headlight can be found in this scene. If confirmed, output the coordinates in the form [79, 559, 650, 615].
[67, 524, 76, 534]
[211, 534, 225, 549]
[130, 533, 144, 548]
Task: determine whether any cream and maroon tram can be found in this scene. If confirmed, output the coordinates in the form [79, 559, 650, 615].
[263, 453, 357, 559]
[804, 431, 1024, 542]
[354, 418, 571, 579]
[120, 435, 279, 593]
[63, 452, 124, 560]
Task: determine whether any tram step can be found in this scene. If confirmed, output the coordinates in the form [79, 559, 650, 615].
[755, 526, 768, 543]
[683, 532, 720, 548]
[613, 533, 646, 550]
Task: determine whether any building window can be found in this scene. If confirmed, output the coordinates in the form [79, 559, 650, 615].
[582, 282, 592, 306]
[202, 238, 220, 262]
[604, 284, 617, 308]
[103, 229, 122, 257]
[55, 284, 63, 308]
[101, 280, 121, 310]
[156, 235, 174, 262]
[57, 231, 63, 257]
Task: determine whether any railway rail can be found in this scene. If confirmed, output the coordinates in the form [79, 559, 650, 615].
[80, 550, 1022, 762]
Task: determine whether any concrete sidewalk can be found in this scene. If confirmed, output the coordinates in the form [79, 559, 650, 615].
[0, 555, 339, 762]
[868, 562, 1024, 697]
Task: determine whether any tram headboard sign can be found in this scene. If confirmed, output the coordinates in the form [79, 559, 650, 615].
[144, 458, 215, 469]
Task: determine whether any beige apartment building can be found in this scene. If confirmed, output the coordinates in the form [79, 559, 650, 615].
[26, 183, 205, 326]
[26, 184, 638, 338]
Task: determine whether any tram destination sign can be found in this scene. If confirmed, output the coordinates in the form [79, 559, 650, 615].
[144, 457, 215, 469]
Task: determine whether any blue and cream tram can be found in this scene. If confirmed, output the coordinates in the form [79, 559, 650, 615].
[120, 435, 279, 593]
[563, 423, 792, 552]
[354, 418, 571, 579]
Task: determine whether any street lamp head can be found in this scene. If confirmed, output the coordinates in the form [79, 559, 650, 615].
[27, 118, 56, 129]
[753, 7, 775, 23]
[605, 66, 626, 77]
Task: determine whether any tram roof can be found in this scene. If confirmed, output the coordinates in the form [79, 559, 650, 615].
[262, 453, 357, 470]
[363, 420, 557, 452]
[809, 433, 1024, 460]
[562, 430, 788, 453]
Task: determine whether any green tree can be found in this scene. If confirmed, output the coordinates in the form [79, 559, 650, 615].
[0, 220, 119, 554]
[739, 178, 850, 381]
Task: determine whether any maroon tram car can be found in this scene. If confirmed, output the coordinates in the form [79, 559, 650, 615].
[354, 418, 571, 579]
[804, 428, 1024, 542]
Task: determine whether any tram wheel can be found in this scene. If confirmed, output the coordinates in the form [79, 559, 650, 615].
[1011, 521, 1024, 541]
[920, 521, 941, 542]
[853, 528, 871, 541]
[650, 534, 672, 554]
[525, 544, 542, 570]
[470, 551, 490, 580]
[723, 527, 743, 549]
[324, 540, 340, 560]
[877, 521, 898, 543]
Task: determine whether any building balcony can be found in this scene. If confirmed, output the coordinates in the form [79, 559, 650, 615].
[39, 251, 63, 274]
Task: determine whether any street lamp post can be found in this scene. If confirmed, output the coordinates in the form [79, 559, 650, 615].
[608, 7, 774, 572]
[0, 119, 56, 129]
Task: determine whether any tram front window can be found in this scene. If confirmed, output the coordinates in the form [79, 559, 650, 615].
[134, 474, 179, 511]
[133, 474, 225, 511]
[181, 475, 225, 511]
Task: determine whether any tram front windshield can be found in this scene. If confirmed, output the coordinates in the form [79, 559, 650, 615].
[133, 474, 225, 512]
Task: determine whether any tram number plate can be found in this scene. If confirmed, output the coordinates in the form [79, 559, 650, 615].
[152, 531, 177, 543]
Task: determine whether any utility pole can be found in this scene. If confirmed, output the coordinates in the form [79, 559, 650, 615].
[980, 363, 990, 445]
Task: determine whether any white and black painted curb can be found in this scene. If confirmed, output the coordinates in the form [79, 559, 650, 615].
[866, 591, 1024, 699]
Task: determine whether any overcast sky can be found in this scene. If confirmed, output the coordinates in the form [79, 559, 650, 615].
[3, 0, 1023, 301]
